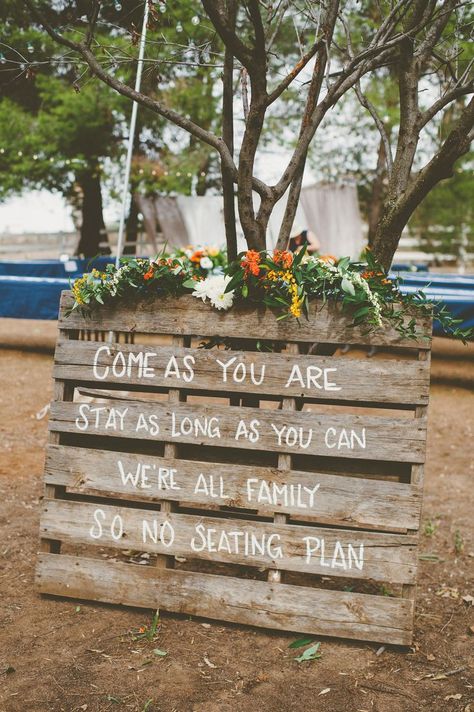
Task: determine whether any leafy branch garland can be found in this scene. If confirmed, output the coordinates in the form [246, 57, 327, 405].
[69, 247, 472, 343]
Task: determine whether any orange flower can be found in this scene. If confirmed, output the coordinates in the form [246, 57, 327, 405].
[143, 268, 154, 280]
[381, 278, 391, 285]
[241, 250, 261, 277]
[273, 250, 293, 268]
[190, 250, 204, 263]
[319, 254, 337, 264]
[361, 270, 375, 279]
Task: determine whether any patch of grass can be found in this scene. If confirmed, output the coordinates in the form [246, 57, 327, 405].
[424, 518, 437, 537]
[454, 529, 464, 555]
[132, 610, 160, 642]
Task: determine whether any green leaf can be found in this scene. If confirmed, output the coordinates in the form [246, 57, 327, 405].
[153, 648, 168, 657]
[353, 305, 370, 319]
[224, 267, 244, 293]
[294, 642, 322, 663]
[293, 244, 307, 266]
[341, 276, 355, 296]
[182, 278, 197, 289]
[289, 636, 315, 649]
[242, 283, 249, 298]
[337, 256, 351, 272]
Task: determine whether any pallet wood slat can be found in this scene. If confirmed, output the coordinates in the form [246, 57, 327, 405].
[36, 292, 432, 644]
[53, 340, 430, 405]
[41, 496, 418, 583]
[36, 553, 414, 645]
[48, 399, 427, 463]
[58, 292, 432, 349]
[44, 444, 423, 531]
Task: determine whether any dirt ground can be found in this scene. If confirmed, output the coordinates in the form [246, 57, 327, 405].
[0, 319, 473, 712]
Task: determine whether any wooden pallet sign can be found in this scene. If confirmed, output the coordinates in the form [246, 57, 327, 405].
[36, 293, 432, 645]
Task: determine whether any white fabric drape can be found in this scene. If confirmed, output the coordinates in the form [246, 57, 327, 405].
[136, 182, 364, 258]
[300, 183, 364, 259]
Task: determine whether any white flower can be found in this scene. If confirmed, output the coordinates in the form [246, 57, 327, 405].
[191, 279, 209, 302]
[191, 274, 234, 310]
[200, 256, 213, 270]
[207, 275, 234, 310]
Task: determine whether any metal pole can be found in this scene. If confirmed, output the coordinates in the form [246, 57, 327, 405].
[115, 0, 149, 267]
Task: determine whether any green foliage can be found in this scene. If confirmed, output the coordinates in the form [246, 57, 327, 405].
[69, 247, 472, 341]
[410, 157, 474, 257]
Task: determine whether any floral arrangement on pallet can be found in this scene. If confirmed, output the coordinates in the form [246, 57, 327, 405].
[70, 247, 472, 342]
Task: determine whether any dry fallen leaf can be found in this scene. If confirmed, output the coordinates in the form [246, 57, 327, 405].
[445, 694, 462, 701]
[436, 586, 459, 599]
[203, 656, 217, 669]
[318, 688, 331, 696]
[462, 594, 474, 605]
[426, 653, 436, 661]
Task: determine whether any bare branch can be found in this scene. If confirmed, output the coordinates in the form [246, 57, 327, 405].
[266, 40, 323, 106]
[201, 0, 254, 71]
[241, 68, 250, 121]
[85, 0, 100, 49]
[420, 81, 474, 127]
[26, 0, 272, 201]
[354, 82, 394, 175]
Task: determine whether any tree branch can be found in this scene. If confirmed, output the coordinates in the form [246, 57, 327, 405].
[85, 0, 100, 49]
[201, 0, 254, 71]
[420, 80, 474, 128]
[395, 96, 474, 224]
[266, 40, 324, 106]
[354, 82, 394, 175]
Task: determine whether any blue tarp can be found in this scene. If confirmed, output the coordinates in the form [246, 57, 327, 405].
[392, 263, 428, 272]
[0, 256, 115, 279]
[0, 276, 69, 320]
[394, 272, 474, 290]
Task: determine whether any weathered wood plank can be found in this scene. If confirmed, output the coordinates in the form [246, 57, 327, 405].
[44, 444, 423, 531]
[58, 292, 432, 349]
[36, 553, 414, 644]
[49, 399, 427, 463]
[40, 499, 418, 583]
[53, 340, 430, 405]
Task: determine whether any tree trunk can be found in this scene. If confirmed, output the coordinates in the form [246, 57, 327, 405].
[75, 170, 109, 257]
[123, 193, 139, 255]
[221, 0, 238, 262]
[367, 139, 388, 247]
[371, 211, 404, 271]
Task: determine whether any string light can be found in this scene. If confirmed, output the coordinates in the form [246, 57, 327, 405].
[0, 53, 6, 64]
[176, 22, 183, 33]
[27, 42, 34, 54]
[114, 1, 122, 10]
[191, 15, 200, 25]
[158, 2, 166, 12]
[0, 148, 205, 179]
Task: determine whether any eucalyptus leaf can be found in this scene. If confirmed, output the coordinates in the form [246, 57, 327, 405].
[294, 642, 322, 663]
[289, 636, 315, 649]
